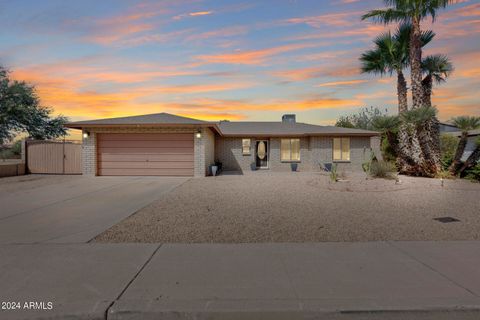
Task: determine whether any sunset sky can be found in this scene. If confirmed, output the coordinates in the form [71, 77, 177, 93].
[1, 0, 479, 137]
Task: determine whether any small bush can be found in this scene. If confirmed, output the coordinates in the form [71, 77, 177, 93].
[464, 164, 480, 182]
[330, 163, 338, 182]
[369, 161, 397, 179]
[0, 149, 14, 160]
[440, 134, 459, 170]
[381, 136, 397, 162]
[435, 170, 454, 179]
[11, 140, 22, 155]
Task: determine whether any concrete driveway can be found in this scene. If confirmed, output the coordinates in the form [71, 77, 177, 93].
[0, 175, 188, 244]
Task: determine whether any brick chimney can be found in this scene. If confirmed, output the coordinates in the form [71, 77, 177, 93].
[282, 114, 296, 123]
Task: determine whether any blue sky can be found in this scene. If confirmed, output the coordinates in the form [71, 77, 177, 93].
[1, 0, 479, 134]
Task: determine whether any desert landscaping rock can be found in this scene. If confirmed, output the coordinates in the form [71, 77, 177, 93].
[94, 172, 480, 243]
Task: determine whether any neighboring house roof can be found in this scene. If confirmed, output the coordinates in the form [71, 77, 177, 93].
[65, 112, 379, 136]
[217, 121, 379, 136]
[445, 129, 480, 138]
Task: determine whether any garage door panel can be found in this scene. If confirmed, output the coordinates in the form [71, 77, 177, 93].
[98, 168, 193, 176]
[98, 161, 194, 169]
[97, 133, 194, 176]
[98, 139, 194, 148]
[99, 153, 194, 162]
[98, 133, 193, 141]
[99, 147, 193, 154]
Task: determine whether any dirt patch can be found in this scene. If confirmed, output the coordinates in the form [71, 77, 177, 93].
[94, 172, 480, 243]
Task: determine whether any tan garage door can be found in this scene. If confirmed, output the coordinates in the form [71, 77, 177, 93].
[97, 133, 194, 176]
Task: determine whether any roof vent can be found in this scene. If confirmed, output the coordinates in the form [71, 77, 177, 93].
[282, 114, 296, 123]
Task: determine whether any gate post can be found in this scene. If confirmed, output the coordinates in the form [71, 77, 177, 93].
[22, 139, 29, 174]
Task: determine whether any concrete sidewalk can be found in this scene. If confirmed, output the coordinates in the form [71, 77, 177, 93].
[1, 242, 480, 319]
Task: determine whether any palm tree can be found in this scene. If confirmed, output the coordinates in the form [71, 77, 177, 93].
[421, 54, 453, 107]
[400, 106, 440, 176]
[372, 115, 400, 158]
[360, 24, 434, 114]
[362, 0, 453, 109]
[449, 116, 480, 175]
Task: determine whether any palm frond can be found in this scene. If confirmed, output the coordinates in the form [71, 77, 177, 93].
[401, 106, 438, 125]
[372, 115, 400, 132]
[361, 8, 409, 24]
[450, 116, 480, 132]
[360, 50, 386, 75]
[422, 54, 454, 84]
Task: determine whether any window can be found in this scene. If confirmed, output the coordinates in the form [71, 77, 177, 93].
[281, 139, 300, 161]
[333, 137, 350, 161]
[242, 139, 251, 155]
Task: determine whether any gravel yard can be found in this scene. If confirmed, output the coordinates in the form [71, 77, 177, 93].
[94, 172, 480, 243]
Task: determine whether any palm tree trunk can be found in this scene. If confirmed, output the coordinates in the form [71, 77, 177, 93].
[422, 75, 433, 108]
[458, 145, 480, 176]
[416, 116, 442, 175]
[449, 132, 468, 175]
[397, 71, 408, 113]
[397, 122, 426, 176]
[410, 17, 424, 109]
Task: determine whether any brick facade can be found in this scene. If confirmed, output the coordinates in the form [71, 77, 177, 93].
[81, 126, 379, 176]
[215, 136, 378, 173]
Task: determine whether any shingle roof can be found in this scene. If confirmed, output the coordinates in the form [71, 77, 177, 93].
[66, 113, 214, 128]
[66, 112, 379, 136]
[218, 121, 379, 136]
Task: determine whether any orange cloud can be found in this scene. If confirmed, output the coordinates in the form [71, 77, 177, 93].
[173, 10, 213, 20]
[86, 23, 153, 45]
[189, 11, 213, 16]
[152, 82, 252, 94]
[316, 80, 368, 87]
[186, 26, 249, 41]
[273, 64, 359, 81]
[195, 43, 315, 65]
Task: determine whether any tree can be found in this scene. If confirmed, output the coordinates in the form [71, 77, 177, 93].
[421, 54, 453, 107]
[448, 116, 480, 175]
[360, 23, 434, 113]
[335, 107, 388, 130]
[0, 66, 67, 144]
[372, 114, 400, 160]
[362, 0, 453, 108]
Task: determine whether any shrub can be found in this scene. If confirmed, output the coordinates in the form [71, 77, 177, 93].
[11, 140, 22, 155]
[369, 161, 397, 179]
[0, 149, 14, 160]
[440, 134, 459, 170]
[464, 164, 480, 182]
[330, 163, 338, 182]
[381, 136, 397, 162]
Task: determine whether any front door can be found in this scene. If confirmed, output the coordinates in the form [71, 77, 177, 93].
[255, 140, 268, 169]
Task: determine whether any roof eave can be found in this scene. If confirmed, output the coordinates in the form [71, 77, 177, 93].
[64, 122, 221, 134]
[220, 132, 380, 137]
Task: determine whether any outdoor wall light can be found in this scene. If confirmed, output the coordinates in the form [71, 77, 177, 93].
[196, 130, 202, 139]
[83, 131, 90, 139]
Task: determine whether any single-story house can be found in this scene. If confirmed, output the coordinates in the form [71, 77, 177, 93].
[66, 113, 381, 177]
